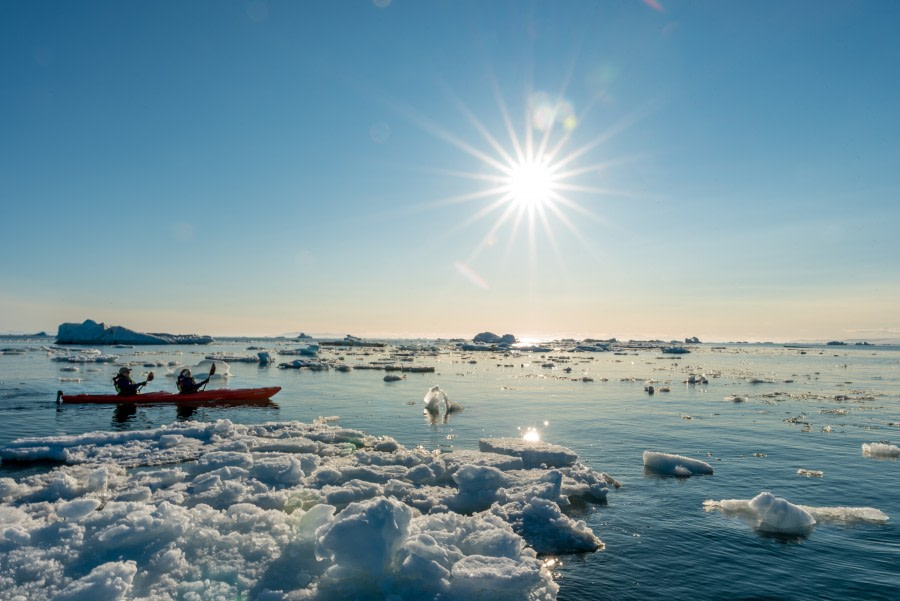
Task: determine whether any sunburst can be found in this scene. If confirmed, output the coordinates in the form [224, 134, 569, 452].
[394, 80, 636, 286]
[425, 87, 627, 263]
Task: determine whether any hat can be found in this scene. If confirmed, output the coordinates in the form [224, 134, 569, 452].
[118, 366, 131, 375]
[180, 368, 191, 377]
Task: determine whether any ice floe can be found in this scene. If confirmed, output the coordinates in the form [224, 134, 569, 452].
[861, 442, 900, 458]
[704, 491, 889, 535]
[642, 451, 714, 476]
[479, 438, 579, 469]
[165, 359, 232, 380]
[0, 420, 616, 600]
[797, 468, 824, 478]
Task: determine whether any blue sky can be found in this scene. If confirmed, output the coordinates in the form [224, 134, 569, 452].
[2, 0, 898, 342]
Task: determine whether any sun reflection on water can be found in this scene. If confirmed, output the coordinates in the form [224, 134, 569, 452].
[521, 427, 541, 442]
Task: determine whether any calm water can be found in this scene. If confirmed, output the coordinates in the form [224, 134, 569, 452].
[1, 338, 898, 600]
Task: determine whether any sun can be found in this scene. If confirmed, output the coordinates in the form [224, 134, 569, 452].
[504, 157, 558, 211]
[403, 86, 627, 273]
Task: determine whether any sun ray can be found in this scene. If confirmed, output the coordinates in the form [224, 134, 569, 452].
[466, 199, 522, 262]
[408, 185, 511, 213]
[490, 76, 527, 165]
[441, 81, 520, 169]
[392, 102, 513, 174]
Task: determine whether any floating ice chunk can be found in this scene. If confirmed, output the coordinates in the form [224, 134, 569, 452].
[479, 438, 578, 468]
[54, 560, 137, 601]
[749, 492, 816, 534]
[166, 359, 231, 379]
[643, 451, 714, 476]
[798, 505, 889, 525]
[424, 385, 446, 414]
[797, 468, 824, 477]
[862, 442, 900, 457]
[705, 491, 889, 533]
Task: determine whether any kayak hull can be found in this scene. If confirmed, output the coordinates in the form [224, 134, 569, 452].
[59, 387, 281, 404]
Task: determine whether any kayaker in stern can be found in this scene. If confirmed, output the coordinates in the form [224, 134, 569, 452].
[113, 366, 153, 396]
[177, 368, 210, 394]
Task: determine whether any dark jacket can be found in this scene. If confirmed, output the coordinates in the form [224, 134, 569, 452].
[177, 374, 208, 394]
[113, 374, 142, 396]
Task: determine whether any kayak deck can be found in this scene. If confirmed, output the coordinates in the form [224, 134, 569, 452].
[58, 387, 281, 404]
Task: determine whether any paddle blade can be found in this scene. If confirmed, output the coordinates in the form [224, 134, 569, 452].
[147, 371, 155, 382]
[209, 363, 217, 377]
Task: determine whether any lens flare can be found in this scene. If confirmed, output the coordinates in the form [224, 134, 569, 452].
[454, 261, 489, 290]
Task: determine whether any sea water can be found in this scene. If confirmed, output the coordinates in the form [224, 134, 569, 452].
[0, 338, 897, 600]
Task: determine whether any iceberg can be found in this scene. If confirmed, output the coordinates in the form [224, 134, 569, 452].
[473, 332, 517, 345]
[0, 419, 614, 600]
[56, 319, 214, 345]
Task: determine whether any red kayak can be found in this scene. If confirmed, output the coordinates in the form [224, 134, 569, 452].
[56, 387, 281, 405]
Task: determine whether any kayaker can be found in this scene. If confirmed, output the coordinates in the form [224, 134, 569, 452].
[177, 368, 210, 394]
[113, 366, 152, 396]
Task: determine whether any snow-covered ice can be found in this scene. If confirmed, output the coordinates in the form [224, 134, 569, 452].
[479, 438, 578, 469]
[704, 491, 889, 535]
[642, 451, 714, 476]
[0, 419, 616, 600]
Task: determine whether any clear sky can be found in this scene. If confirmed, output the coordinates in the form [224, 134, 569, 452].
[2, 0, 899, 342]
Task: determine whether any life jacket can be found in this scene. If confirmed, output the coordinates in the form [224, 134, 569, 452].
[177, 374, 195, 393]
[113, 374, 134, 396]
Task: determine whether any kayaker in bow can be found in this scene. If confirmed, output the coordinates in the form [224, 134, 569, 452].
[113, 366, 153, 396]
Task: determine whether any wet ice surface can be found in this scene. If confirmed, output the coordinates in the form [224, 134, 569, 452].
[641, 451, 714, 476]
[0, 420, 614, 600]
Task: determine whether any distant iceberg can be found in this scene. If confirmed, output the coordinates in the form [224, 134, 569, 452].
[473, 332, 517, 345]
[56, 319, 214, 345]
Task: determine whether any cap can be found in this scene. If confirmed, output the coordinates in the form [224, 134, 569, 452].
[118, 366, 131, 375]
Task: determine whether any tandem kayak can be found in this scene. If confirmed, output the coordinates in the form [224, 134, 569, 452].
[56, 387, 281, 405]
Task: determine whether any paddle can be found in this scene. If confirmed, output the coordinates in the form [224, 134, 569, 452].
[139, 371, 155, 391]
[201, 363, 216, 390]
